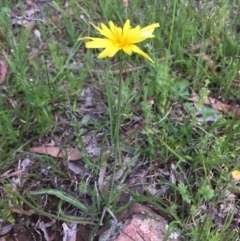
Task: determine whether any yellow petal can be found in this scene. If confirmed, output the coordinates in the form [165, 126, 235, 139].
[126, 23, 159, 43]
[109, 21, 117, 34]
[98, 43, 120, 58]
[127, 28, 147, 44]
[131, 45, 154, 63]
[89, 22, 104, 34]
[140, 23, 160, 38]
[100, 22, 115, 40]
[84, 38, 111, 48]
[78, 37, 92, 41]
[109, 21, 122, 38]
[89, 22, 114, 41]
[108, 46, 120, 57]
[123, 19, 131, 38]
[122, 45, 132, 55]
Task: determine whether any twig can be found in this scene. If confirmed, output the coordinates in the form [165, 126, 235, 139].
[32, 0, 59, 15]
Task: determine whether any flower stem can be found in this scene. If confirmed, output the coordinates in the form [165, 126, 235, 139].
[115, 63, 123, 164]
[107, 60, 124, 206]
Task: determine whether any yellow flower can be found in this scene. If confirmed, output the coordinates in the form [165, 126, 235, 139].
[79, 19, 160, 63]
[231, 170, 240, 180]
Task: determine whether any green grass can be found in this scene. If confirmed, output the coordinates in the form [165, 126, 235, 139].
[0, 0, 240, 240]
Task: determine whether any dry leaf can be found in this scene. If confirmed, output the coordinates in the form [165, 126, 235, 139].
[0, 54, 9, 84]
[98, 163, 107, 191]
[12, 208, 34, 215]
[37, 222, 50, 241]
[189, 96, 240, 117]
[62, 223, 77, 241]
[29, 146, 81, 161]
[68, 162, 83, 175]
[28, 50, 39, 61]
[136, 97, 155, 111]
[12, 15, 61, 33]
[0, 224, 12, 236]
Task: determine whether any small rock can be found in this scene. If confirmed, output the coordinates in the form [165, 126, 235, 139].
[99, 212, 181, 241]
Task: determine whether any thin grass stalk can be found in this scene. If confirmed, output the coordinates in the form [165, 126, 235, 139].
[103, 61, 114, 144]
[168, 0, 177, 51]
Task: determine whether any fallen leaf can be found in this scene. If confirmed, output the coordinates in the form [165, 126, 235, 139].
[62, 223, 77, 241]
[189, 96, 240, 117]
[0, 224, 13, 236]
[12, 15, 61, 34]
[68, 162, 84, 175]
[0, 54, 9, 84]
[98, 163, 107, 191]
[29, 146, 81, 161]
[11, 208, 34, 215]
[136, 97, 155, 111]
[28, 50, 39, 61]
[37, 222, 50, 241]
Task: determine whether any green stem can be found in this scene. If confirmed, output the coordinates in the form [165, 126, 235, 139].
[115, 62, 123, 163]
[107, 60, 124, 206]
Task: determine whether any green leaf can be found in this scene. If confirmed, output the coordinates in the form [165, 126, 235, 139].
[199, 185, 214, 201]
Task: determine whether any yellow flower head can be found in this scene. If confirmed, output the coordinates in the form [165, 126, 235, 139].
[79, 19, 160, 63]
[232, 170, 240, 180]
